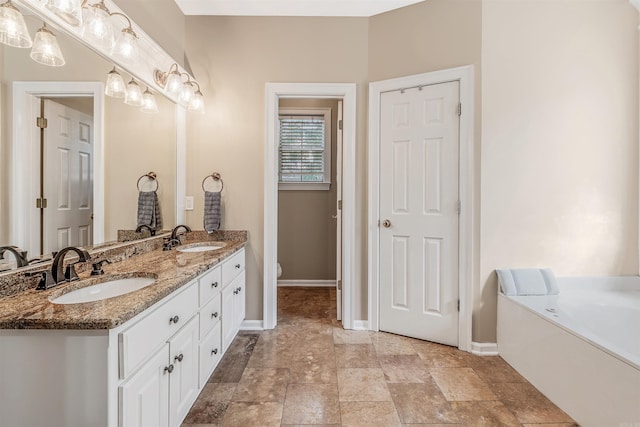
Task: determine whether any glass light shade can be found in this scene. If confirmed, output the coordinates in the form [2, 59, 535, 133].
[188, 90, 205, 114]
[81, 3, 114, 51]
[178, 81, 195, 107]
[141, 89, 158, 113]
[45, 0, 82, 26]
[111, 27, 138, 63]
[105, 67, 125, 98]
[164, 70, 183, 95]
[0, 1, 32, 48]
[30, 25, 65, 67]
[124, 79, 143, 107]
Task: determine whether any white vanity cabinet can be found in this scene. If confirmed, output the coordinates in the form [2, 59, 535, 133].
[221, 249, 246, 352]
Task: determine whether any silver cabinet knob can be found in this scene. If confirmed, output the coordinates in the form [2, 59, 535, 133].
[382, 219, 391, 228]
[164, 364, 174, 374]
[211, 281, 218, 288]
[212, 312, 219, 318]
[169, 315, 180, 324]
[174, 353, 184, 363]
[235, 264, 241, 269]
[211, 348, 218, 355]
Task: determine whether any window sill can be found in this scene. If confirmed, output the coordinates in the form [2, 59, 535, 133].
[278, 182, 331, 191]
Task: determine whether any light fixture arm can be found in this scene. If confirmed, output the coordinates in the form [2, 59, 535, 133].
[110, 11, 137, 38]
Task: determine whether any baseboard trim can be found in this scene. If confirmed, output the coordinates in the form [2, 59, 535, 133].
[352, 320, 369, 330]
[277, 280, 336, 287]
[471, 342, 499, 356]
[240, 320, 264, 330]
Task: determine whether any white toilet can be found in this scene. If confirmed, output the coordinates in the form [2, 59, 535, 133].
[277, 262, 282, 278]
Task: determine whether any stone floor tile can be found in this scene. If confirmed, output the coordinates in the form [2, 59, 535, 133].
[337, 367, 392, 401]
[430, 367, 498, 401]
[334, 344, 380, 368]
[340, 401, 401, 427]
[289, 356, 338, 384]
[183, 383, 236, 424]
[388, 381, 459, 424]
[208, 334, 259, 383]
[232, 367, 290, 402]
[491, 382, 575, 424]
[412, 341, 476, 368]
[378, 354, 431, 383]
[220, 401, 283, 427]
[450, 400, 523, 426]
[333, 328, 373, 344]
[281, 383, 340, 425]
[468, 356, 527, 384]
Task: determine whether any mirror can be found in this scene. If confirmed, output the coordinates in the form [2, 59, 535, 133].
[0, 12, 177, 272]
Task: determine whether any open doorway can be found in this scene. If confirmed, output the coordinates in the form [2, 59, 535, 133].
[264, 83, 356, 330]
[11, 82, 104, 258]
[276, 98, 342, 319]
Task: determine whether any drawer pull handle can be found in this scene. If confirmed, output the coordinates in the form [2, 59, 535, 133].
[212, 312, 219, 318]
[235, 264, 241, 269]
[169, 315, 180, 324]
[211, 348, 218, 355]
[164, 364, 174, 374]
[211, 281, 219, 288]
[174, 353, 184, 363]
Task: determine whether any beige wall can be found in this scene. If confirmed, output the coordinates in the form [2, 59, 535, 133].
[184, 16, 369, 321]
[0, 16, 177, 247]
[480, 0, 639, 340]
[369, 0, 485, 336]
[277, 98, 338, 281]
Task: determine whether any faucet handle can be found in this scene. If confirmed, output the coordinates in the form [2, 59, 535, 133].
[91, 259, 111, 276]
[35, 271, 56, 290]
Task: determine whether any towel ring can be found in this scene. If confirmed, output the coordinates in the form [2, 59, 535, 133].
[137, 172, 159, 192]
[202, 172, 224, 192]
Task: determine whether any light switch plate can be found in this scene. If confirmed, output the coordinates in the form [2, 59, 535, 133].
[185, 196, 194, 211]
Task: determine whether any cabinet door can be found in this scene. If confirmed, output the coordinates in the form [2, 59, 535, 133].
[221, 281, 236, 353]
[119, 344, 170, 427]
[169, 315, 200, 427]
[199, 321, 222, 387]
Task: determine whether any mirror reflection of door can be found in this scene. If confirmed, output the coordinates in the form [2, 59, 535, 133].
[40, 98, 94, 256]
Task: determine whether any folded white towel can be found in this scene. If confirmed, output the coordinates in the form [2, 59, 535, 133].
[496, 268, 559, 296]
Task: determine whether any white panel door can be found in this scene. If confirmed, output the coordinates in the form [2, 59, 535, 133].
[169, 316, 199, 427]
[43, 99, 93, 255]
[379, 81, 460, 346]
[336, 100, 343, 321]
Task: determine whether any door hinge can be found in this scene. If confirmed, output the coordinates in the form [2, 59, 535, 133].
[36, 117, 48, 129]
[457, 102, 462, 117]
[457, 299, 460, 312]
[36, 197, 48, 209]
[337, 279, 342, 291]
[338, 119, 343, 130]
[456, 200, 461, 215]
[337, 200, 342, 210]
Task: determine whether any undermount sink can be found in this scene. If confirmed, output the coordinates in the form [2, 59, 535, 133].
[177, 242, 227, 253]
[49, 274, 157, 304]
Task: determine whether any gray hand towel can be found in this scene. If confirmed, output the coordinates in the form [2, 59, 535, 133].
[137, 191, 163, 231]
[204, 191, 221, 233]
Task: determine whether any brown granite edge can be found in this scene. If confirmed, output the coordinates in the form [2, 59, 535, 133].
[0, 235, 247, 329]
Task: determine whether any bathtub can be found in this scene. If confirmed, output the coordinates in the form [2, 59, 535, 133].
[497, 276, 640, 427]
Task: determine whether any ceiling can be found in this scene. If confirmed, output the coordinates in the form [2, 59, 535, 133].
[174, 0, 425, 17]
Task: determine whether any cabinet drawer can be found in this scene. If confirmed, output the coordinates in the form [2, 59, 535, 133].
[222, 249, 245, 286]
[119, 283, 198, 379]
[198, 266, 221, 305]
[199, 321, 222, 387]
[199, 292, 221, 339]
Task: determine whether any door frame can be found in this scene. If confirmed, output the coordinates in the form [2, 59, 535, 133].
[11, 81, 105, 254]
[264, 82, 357, 330]
[367, 66, 474, 351]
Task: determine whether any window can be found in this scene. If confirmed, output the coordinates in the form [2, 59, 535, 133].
[278, 108, 331, 190]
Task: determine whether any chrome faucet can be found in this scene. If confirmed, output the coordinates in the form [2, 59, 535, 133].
[171, 225, 192, 241]
[38, 246, 91, 289]
[0, 246, 29, 268]
[135, 224, 156, 236]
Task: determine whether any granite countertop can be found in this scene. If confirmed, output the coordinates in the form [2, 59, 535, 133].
[0, 232, 247, 330]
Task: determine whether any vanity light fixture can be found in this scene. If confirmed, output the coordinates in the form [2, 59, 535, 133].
[124, 77, 144, 107]
[44, 0, 83, 26]
[154, 63, 183, 96]
[188, 81, 205, 113]
[110, 13, 138, 63]
[81, 0, 113, 51]
[30, 22, 65, 66]
[140, 87, 158, 113]
[178, 74, 195, 107]
[104, 66, 125, 98]
[0, 0, 32, 48]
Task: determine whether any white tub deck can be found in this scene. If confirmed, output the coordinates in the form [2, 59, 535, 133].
[497, 276, 640, 427]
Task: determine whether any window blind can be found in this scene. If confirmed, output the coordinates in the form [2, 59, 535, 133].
[279, 115, 326, 183]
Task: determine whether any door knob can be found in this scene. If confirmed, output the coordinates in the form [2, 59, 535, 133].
[382, 219, 391, 228]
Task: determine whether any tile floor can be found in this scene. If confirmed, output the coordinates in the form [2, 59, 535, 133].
[182, 287, 578, 427]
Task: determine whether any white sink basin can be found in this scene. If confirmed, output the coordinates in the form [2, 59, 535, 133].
[177, 242, 226, 253]
[50, 276, 156, 304]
